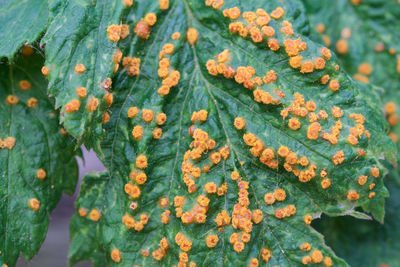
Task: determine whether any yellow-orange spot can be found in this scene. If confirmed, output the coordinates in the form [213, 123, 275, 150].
[29, 198, 40, 211]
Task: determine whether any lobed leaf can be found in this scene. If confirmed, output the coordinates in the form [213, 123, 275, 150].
[70, 0, 394, 266]
[0, 52, 79, 266]
[302, 0, 400, 176]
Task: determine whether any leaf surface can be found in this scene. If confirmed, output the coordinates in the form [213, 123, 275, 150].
[0, 52, 79, 266]
[70, 0, 394, 266]
[41, 0, 125, 143]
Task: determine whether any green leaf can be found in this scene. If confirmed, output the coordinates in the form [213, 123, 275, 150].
[0, 0, 48, 59]
[0, 52, 79, 266]
[314, 178, 400, 266]
[302, 0, 400, 177]
[40, 0, 125, 144]
[70, 0, 394, 266]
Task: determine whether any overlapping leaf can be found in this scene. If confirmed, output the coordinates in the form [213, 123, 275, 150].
[69, 0, 394, 266]
[0, 0, 48, 60]
[0, 52, 79, 266]
[302, 0, 400, 175]
[40, 0, 125, 144]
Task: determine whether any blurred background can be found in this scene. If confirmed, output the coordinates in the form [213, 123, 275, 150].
[16, 148, 105, 267]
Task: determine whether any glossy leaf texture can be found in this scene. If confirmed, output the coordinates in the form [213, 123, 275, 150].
[314, 178, 400, 267]
[0, 52, 79, 266]
[0, 0, 48, 60]
[302, 0, 400, 175]
[40, 0, 125, 144]
[70, 0, 394, 266]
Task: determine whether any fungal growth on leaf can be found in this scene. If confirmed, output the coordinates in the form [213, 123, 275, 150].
[0, 0, 398, 266]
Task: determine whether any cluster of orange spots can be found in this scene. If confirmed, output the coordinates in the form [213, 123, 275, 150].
[346, 112, 370, 145]
[191, 110, 208, 123]
[122, 56, 141, 76]
[274, 204, 296, 219]
[186, 28, 199, 45]
[385, 102, 398, 142]
[181, 126, 229, 193]
[152, 237, 169, 260]
[283, 151, 316, 182]
[242, 132, 276, 168]
[74, 63, 86, 74]
[301, 250, 331, 265]
[19, 80, 31, 90]
[180, 195, 209, 224]
[129, 108, 166, 139]
[332, 150, 345, 165]
[206, 50, 235, 78]
[224, 6, 285, 44]
[281, 93, 324, 126]
[228, 175, 263, 253]
[159, 0, 169, 10]
[28, 198, 40, 211]
[107, 24, 130, 42]
[214, 209, 231, 229]
[36, 169, 46, 180]
[175, 232, 192, 252]
[65, 99, 80, 113]
[122, 213, 149, 231]
[205, 234, 219, 248]
[321, 120, 342, 145]
[205, 0, 224, 9]
[157, 44, 181, 96]
[134, 13, 156, 39]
